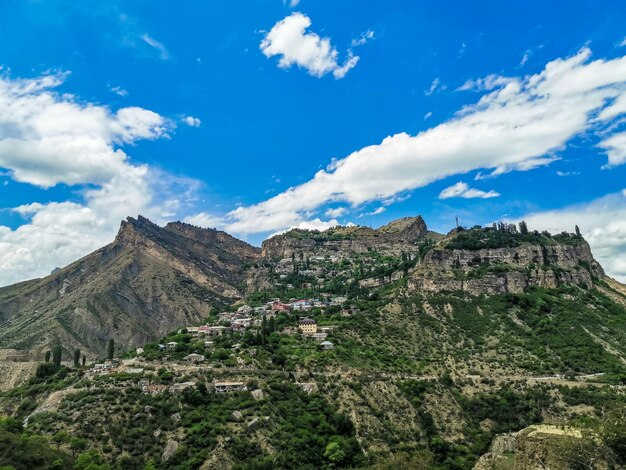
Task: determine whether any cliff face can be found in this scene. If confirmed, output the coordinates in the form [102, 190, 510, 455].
[261, 215, 431, 259]
[0, 217, 260, 359]
[409, 236, 604, 295]
[475, 425, 615, 470]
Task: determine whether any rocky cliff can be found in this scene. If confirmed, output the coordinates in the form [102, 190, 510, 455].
[409, 228, 605, 295]
[261, 215, 433, 259]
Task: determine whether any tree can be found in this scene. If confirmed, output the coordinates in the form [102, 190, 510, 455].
[73, 349, 81, 367]
[107, 338, 115, 360]
[575, 225, 582, 238]
[69, 437, 87, 457]
[52, 431, 69, 450]
[519, 220, 529, 235]
[45, 351, 51, 363]
[82, 355, 86, 366]
[52, 343, 62, 367]
[268, 316, 276, 334]
[74, 450, 111, 470]
[324, 440, 347, 464]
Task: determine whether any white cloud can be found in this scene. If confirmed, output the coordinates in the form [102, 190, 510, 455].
[0, 72, 192, 286]
[520, 190, 626, 282]
[359, 207, 386, 217]
[216, 47, 626, 235]
[283, 0, 301, 6]
[351, 30, 375, 47]
[183, 212, 223, 228]
[439, 181, 500, 199]
[110, 85, 128, 97]
[599, 132, 626, 167]
[0, 73, 172, 188]
[140, 34, 170, 60]
[520, 51, 531, 67]
[620, 37, 626, 47]
[269, 218, 340, 238]
[423, 111, 432, 120]
[458, 74, 515, 91]
[182, 116, 201, 127]
[260, 12, 360, 79]
[425, 78, 446, 96]
[325, 207, 348, 218]
[556, 170, 580, 177]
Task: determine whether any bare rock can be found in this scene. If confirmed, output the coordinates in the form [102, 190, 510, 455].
[162, 439, 179, 461]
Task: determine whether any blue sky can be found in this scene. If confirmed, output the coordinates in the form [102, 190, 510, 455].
[1, 0, 626, 285]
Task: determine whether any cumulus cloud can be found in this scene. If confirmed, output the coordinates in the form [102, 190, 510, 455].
[182, 116, 201, 127]
[183, 212, 224, 229]
[439, 181, 500, 199]
[325, 207, 348, 218]
[260, 12, 360, 79]
[0, 72, 172, 188]
[212, 47, 626, 235]
[520, 190, 626, 282]
[268, 218, 341, 238]
[0, 72, 191, 286]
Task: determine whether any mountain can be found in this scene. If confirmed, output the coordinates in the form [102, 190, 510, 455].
[2, 216, 626, 469]
[0, 216, 260, 359]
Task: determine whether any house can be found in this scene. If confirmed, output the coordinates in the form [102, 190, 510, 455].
[271, 301, 291, 312]
[126, 368, 144, 374]
[204, 341, 214, 349]
[185, 326, 199, 335]
[312, 332, 328, 342]
[232, 318, 252, 328]
[198, 325, 211, 335]
[299, 317, 317, 335]
[137, 379, 150, 390]
[291, 300, 311, 311]
[145, 384, 169, 395]
[170, 381, 196, 393]
[237, 304, 253, 314]
[320, 326, 335, 334]
[185, 353, 206, 363]
[207, 326, 231, 336]
[214, 382, 248, 393]
[320, 341, 335, 350]
[166, 341, 178, 350]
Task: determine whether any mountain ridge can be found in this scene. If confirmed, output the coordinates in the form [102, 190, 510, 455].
[0, 214, 621, 360]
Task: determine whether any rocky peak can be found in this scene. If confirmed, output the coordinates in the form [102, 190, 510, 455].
[164, 221, 260, 261]
[377, 215, 428, 242]
[261, 215, 433, 259]
[115, 215, 161, 245]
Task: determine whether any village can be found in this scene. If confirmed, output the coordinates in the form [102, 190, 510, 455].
[85, 296, 343, 396]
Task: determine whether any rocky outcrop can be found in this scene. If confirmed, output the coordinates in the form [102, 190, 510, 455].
[475, 425, 614, 470]
[261, 216, 431, 259]
[410, 240, 604, 295]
